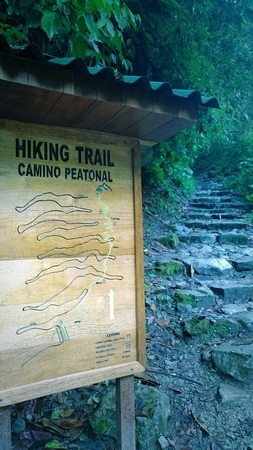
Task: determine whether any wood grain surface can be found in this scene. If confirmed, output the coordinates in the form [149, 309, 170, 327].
[0, 119, 145, 406]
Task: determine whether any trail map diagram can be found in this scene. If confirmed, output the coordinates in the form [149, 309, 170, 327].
[0, 126, 143, 407]
[12, 184, 126, 367]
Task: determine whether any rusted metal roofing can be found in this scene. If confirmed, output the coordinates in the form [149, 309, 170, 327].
[0, 35, 219, 148]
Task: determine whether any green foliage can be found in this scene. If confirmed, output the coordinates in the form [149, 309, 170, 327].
[196, 118, 253, 198]
[235, 158, 253, 197]
[131, 0, 253, 202]
[142, 128, 199, 211]
[1, 0, 253, 200]
[0, 0, 140, 69]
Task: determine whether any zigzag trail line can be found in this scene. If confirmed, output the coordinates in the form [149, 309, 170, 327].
[25, 252, 116, 284]
[15, 192, 88, 213]
[14, 184, 123, 365]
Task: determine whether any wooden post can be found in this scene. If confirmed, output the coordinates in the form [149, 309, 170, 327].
[116, 375, 136, 450]
[0, 406, 11, 450]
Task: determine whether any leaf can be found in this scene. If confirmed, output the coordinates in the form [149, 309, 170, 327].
[103, 16, 115, 37]
[92, 0, 107, 9]
[41, 10, 61, 40]
[45, 440, 67, 449]
[41, 418, 65, 435]
[71, 34, 88, 58]
[84, 13, 100, 35]
[89, 35, 100, 53]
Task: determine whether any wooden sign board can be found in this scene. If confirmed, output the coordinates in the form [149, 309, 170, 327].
[0, 119, 145, 407]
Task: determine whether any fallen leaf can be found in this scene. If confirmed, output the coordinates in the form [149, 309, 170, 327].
[156, 318, 170, 325]
[31, 430, 53, 442]
[51, 418, 86, 430]
[41, 418, 65, 435]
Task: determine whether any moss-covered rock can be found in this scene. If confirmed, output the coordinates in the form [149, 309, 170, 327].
[157, 234, 179, 249]
[89, 387, 116, 438]
[156, 260, 185, 277]
[135, 383, 170, 450]
[183, 317, 239, 338]
[89, 383, 170, 450]
[175, 288, 215, 312]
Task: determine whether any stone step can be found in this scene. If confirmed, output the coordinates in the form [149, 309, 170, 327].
[229, 257, 253, 272]
[178, 230, 252, 246]
[178, 232, 217, 245]
[187, 212, 242, 220]
[210, 280, 253, 302]
[188, 207, 246, 214]
[188, 201, 247, 209]
[218, 232, 251, 245]
[210, 212, 243, 220]
[174, 287, 216, 312]
[183, 220, 250, 231]
[196, 189, 233, 197]
[210, 190, 239, 197]
[190, 196, 233, 204]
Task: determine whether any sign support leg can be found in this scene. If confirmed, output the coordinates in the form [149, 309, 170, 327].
[0, 406, 12, 450]
[116, 375, 136, 450]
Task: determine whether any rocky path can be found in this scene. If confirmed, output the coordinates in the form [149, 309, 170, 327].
[144, 175, 253, 449]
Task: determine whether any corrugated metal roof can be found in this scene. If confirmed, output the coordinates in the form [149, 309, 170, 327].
[0, 35, 219, 109]
[0, 34, 219, 147]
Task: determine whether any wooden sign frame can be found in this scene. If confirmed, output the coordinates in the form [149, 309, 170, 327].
[0, 119, 145, 407]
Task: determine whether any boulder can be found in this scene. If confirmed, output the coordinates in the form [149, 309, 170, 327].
[235, 312, 253, 332]
[135, 383, 170, 450]
[221, 304, 248, 315]
[158, 436, 170, 449]
[90, 382, 170, 450]
[183, 317, 239, 338]
[183, 257, 233, 277]
[211, 342, 253, 383]
[217, 382, 251, 405]
[156, 259, 185, 277]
